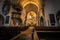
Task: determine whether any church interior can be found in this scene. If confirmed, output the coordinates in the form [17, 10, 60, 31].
[0, 0, 60, 40]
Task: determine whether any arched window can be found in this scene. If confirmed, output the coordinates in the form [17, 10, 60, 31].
[2, 0, 10, 15]
[58, 19, 60, 25]
[49, 14, 55, 26]
[56, 11, 60, 26]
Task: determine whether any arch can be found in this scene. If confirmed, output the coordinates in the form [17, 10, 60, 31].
[23, 1, 40, 26]
[40, 17, 44, 22]
[25, 4, 38, 14]
[56, 11, 60, 18]
[40, 17, 44, 26]
[23, 1, 39, 11]
[56, 11, 60, 26]
[2, 0, 11, 15]
[0, 14, 4, 25]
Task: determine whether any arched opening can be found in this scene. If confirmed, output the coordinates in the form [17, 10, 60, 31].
[25, 4, 38, 13]
[23, 1, 39, 11]
[0, 14, 4, 25]
[2, 0, 11, 15]
[56, 11, 60, 26]
[24, 4, 39, 26]
[40, 17, 44, 26]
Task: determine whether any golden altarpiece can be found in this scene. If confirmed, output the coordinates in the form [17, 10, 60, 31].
[9, 0, 45, 26]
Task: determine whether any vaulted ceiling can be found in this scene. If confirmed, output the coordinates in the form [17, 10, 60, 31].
[10, 0, 44, 13]
[10, 0, 43, 9]
[25, 4, 38, 13]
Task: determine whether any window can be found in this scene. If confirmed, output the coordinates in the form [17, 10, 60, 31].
[49, 14, 55, 26]
[59, 19, 60, 24]
[5, 16, 10, 24]
[56, 11, 60, 26]
[2, 0, 10, 15]
[58, 19, 60, 26]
